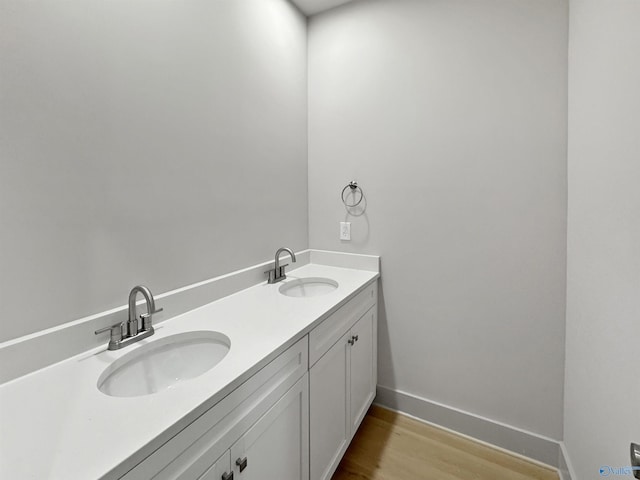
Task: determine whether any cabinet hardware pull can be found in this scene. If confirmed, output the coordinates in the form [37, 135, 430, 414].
[348, 338, 354, 346]
[222, 472, 234, 480]
[353, 335, 359, 342]
[236, 457, 248, 472]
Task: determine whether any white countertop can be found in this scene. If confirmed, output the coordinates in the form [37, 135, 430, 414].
[0, 263, 378, 479]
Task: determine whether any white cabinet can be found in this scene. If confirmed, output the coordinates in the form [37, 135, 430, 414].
[309, 283, 377, 366]
[198, 451, 231, 480]
[198, 375, 309, 480]
[309, 292, 378, 480]
[349, 308, 377, 434]
[309, 332, 351, 480]
[230, 375, 309, 480]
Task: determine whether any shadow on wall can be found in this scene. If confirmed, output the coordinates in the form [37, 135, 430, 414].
[343, 191, 370, 246]
[376, 278, 395, 391]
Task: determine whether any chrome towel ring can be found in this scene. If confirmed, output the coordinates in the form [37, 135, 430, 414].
[341, 181, 364, 208]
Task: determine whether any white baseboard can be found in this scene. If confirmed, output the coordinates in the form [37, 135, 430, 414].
[375, 385, 564, 471]
[558, 441, 577, 480]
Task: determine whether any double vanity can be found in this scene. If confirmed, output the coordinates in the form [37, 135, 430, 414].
[0, 250, 379, 480]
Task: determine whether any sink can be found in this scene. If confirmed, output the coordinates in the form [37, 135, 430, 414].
[97, 331, 230, 397]
[279, 277, 338, 298]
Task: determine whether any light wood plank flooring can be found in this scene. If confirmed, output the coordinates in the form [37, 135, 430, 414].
[331, 405, 558, 480]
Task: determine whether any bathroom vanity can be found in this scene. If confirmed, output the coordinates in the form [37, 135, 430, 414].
[125, 279, 376, 480]
[0, 251, 379, 480]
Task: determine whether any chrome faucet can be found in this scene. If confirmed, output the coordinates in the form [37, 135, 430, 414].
[266, 247, 297, 284]
[95, 285, 163, 350]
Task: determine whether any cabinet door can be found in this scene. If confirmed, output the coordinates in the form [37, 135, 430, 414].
[198, 450, 231, 480]
[309, 332, 351, 480]
[230, 374, 309, 480]
[349, 307, 377, 434]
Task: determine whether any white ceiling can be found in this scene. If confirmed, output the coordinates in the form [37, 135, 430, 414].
[291, 0, 355, 16]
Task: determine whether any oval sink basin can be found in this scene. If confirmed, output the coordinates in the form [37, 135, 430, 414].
[279, 277, 338, 298]
[97, 331, 230, 398]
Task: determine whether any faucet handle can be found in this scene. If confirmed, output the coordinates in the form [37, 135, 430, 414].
[140, 307, 163, 318]
[264, 268, 277, 283]
[277, 264, 289, 278]
[95, 322, 124, 343]
[140, 308, 163, 331]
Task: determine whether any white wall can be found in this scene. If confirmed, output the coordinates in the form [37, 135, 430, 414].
[308, 0, 568, 439]
[564, 1, 640, 477]
[0, 0, 308, 342]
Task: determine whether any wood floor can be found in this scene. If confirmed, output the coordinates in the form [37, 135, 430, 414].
[331, 406, 559, 480]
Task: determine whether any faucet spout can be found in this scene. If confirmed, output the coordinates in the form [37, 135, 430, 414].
[275, 247, 296, 270]
[128, 285, 163, 334]
[128, 285, 158, 323]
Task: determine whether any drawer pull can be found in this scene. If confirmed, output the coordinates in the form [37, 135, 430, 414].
[348, 338, 354, 346]
[236, 457, 248, 472]
[222, 472, 234, 480]
[353, 335, 359, 342]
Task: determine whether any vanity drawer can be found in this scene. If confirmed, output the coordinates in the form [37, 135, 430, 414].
[121, 337, 308, 480]
[309, 281, 377, 367]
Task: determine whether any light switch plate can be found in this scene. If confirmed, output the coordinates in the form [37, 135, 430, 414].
[340, 222, 351, 241]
